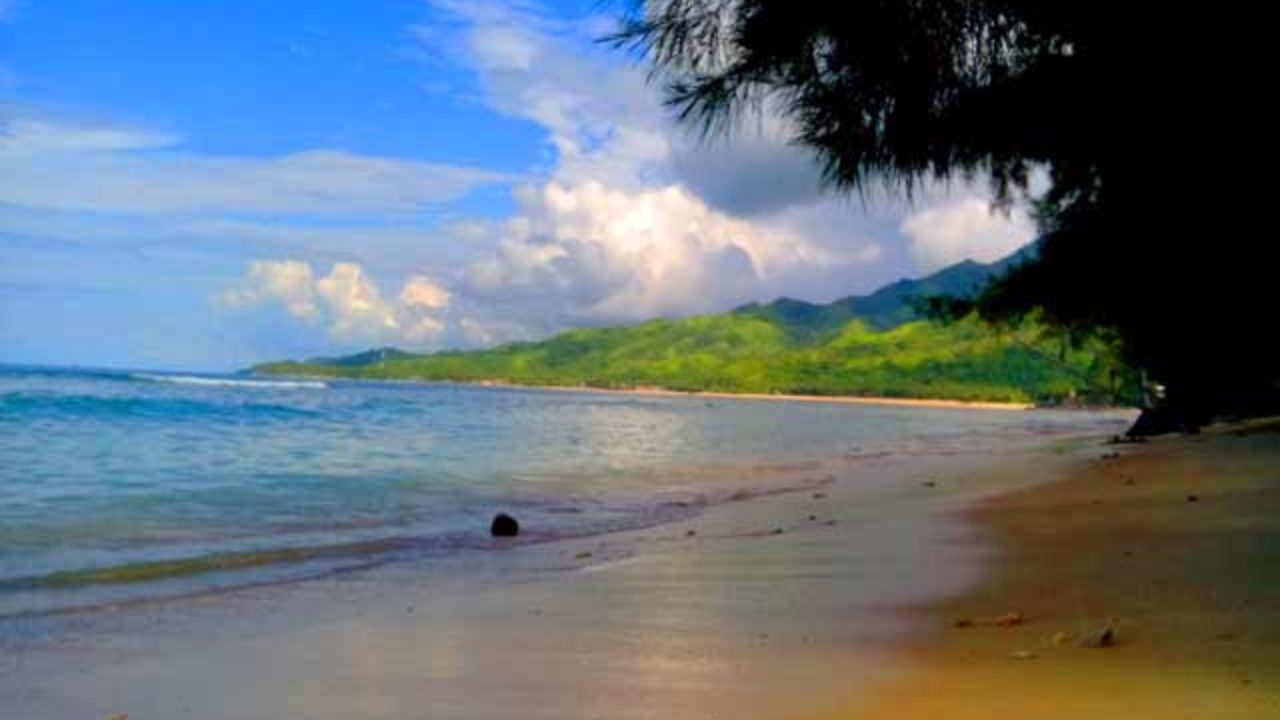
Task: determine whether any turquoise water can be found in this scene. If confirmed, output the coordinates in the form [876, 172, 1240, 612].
[0, 364, 1125, 617]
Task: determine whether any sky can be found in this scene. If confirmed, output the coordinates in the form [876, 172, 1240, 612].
[0, 0, 1036, 371]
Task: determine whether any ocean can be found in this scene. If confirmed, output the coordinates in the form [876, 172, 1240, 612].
[0, 363, 1127, 618]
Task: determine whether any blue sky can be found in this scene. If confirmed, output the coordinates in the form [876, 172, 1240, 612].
[0, 0, 1035, 371]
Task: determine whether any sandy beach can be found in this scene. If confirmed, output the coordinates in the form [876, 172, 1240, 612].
[848, 420, 1280, 719]
[502, 382, 1038, 411]
[272, 374, 1039, 411]
[5, 412, 1277, 719]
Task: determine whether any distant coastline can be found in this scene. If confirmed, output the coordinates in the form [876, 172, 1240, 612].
[253, 371, 1038, 410]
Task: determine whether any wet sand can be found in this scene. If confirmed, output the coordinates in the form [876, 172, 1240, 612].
[845, 421, 1280, 719]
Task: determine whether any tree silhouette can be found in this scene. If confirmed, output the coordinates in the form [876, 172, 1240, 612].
[613, 1, 1274, 432]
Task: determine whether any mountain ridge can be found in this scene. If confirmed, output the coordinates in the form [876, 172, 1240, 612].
[255, 243, 1136, 405]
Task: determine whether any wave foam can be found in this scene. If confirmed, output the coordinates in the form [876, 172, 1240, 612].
[131, 373, 327, 389]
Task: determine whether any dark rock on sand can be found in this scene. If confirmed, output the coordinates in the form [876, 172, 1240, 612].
[490, 513, 520, 537]
[1081, 626, 1116, 648]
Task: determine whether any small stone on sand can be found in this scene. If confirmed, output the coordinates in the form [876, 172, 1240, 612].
[1081, 626, 1115, 648]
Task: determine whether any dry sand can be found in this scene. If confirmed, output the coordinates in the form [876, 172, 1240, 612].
[842, 421, 1280, 719]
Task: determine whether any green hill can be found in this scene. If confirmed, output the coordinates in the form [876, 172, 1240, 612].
[254, 248, 1138, 405]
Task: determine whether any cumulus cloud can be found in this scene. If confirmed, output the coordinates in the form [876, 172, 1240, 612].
[459, 180, 852, 327]
[900, 196, 1036, 271]
[222, 260, 322, 322]
[0, 110, 515, 216]
[400, 0, 892, 340]
[223, 260, 451, 346]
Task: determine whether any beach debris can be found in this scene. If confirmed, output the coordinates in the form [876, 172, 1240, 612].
[407, 605, 414, 614]
[808, 514, 817, 521]
[993, 611, 1023, 627]
[1080, 626, 1116, 648]
[1008, 650, 1038, 660]
[575, 551, 593, 559]
[686, 529, 697, 537]
[490, 513, 520, 537]
[105, 715, 129, 720]
[922, 480, 937, 488]
[1124, 477, 1136, 486]
[1099, 452, 1121, 461]
[1186, 494, 1199, 503]
[1052, 631, 1070, 645]
[823, 519, 837, 526]
[955, 611, 1023, 629]
[812, 492, 826, 499]
[730, 489, 753, 501]
[771, 527, 785, 535]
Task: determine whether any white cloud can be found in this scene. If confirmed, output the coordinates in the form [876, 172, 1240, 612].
[223, 260, 451, 347]
[407, 0, 893, 338]
[221, 260, 321, 321]
[0, 111, 515, 216]
[900, 196, 1036, 271]
[0, 117, 179, 153]
[460, 180, 854, 326]
[419, 0, 671, 189]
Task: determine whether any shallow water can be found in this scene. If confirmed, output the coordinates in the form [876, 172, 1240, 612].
[0, 363, 1128, 616]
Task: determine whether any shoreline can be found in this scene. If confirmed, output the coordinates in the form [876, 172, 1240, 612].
[2, 424, 1107, 719]
[484, 381, 1039, 410]
[259, 371, 1048, 410]
[846, 419, 1280, 718]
